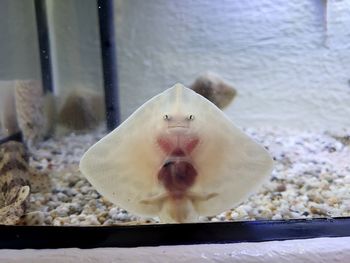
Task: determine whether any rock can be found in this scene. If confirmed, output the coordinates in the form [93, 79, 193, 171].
[57, 88, 104, 131]
[276, 184, 287, 192]
[14, 80, 49, 144]
[18, 211, 46, 225]
[0, 81, 20, 136]
[190, 72, 237, 109]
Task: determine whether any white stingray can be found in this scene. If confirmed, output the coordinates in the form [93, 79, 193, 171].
[79, 83, 273, 223]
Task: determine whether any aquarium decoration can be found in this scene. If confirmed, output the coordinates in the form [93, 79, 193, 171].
[0, 141, 50, 225]
[80, 84, 273, 223]
[0, 81, 20, 138]
[15, 80, 51, 145]
[0, 80, 51, 146]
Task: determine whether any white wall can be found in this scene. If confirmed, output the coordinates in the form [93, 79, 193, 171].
[0, 0, 104, 96]
[0, 0, 41, 80]
[46, 0, 104, 95]
[114, 0, 350, 130]
[1, 0, 349, 130]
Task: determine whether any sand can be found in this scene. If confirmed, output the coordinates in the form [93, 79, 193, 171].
[21, 126, 350, 226]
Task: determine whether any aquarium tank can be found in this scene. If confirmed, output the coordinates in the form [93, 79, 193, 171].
[0, 0, 349, 239]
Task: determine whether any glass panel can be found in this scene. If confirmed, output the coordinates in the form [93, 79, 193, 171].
[0, 0, 349, 227]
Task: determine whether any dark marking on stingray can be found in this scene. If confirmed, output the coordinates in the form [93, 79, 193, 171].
[0, 159, 27, 175]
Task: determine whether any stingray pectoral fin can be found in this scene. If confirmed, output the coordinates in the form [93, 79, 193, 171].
[80, 131, 164, 217]
[189, 103, 273, 216]
[79, 89, 173, 217]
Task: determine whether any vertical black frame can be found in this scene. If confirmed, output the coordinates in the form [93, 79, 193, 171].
[97, 0, 120, 130]
[34, 0, 121, 129]
[34, 0, 53, 94]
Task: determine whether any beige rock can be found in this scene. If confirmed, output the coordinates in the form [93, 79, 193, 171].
[57, 88, 104, 131]
[0, 141, 51, 225]
[0, 81, 20, 136]
[15, 80, 47, 144]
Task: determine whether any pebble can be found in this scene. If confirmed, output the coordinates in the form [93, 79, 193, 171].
[81, 214, 100, 225]
[19, 211, 47, 225]
[276, 184, 287, 192]
[271, 214, 282, 220]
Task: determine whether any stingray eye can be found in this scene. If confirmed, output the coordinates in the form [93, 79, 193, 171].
[163, 114, 171, 121]
[188, 115, 195, 121]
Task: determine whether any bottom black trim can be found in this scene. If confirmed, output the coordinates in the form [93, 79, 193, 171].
[0, 132, 23, 145]
[0, 217, 349, 249]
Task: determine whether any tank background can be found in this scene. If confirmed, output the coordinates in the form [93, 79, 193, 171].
[1, 0, 350, 131]
[0, 0, 106, 136]
[114, 0, 350, 130]
[0, 1, 41, 81]
[45, 0, 104, 96]
[0, 0, 104, 102]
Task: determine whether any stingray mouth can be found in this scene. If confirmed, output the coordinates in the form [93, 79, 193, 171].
[168, 125, 188, 129]
[167, 125, 190, 134]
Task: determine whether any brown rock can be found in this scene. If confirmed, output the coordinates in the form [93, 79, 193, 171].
[57, 88, 104, 131]
[190, 72, 237, 109]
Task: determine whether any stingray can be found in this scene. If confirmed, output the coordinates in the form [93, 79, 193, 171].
[80, 84, 273, 223]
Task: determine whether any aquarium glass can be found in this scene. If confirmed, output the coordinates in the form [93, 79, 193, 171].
[0, 0, 349, 227]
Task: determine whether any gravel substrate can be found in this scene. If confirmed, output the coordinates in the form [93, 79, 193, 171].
[23, 127, 350, 226]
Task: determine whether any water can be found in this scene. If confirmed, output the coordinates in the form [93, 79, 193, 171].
[0, 0, 349, 226]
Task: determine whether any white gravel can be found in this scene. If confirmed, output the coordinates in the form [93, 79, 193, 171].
[21, 127, 350, 226]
